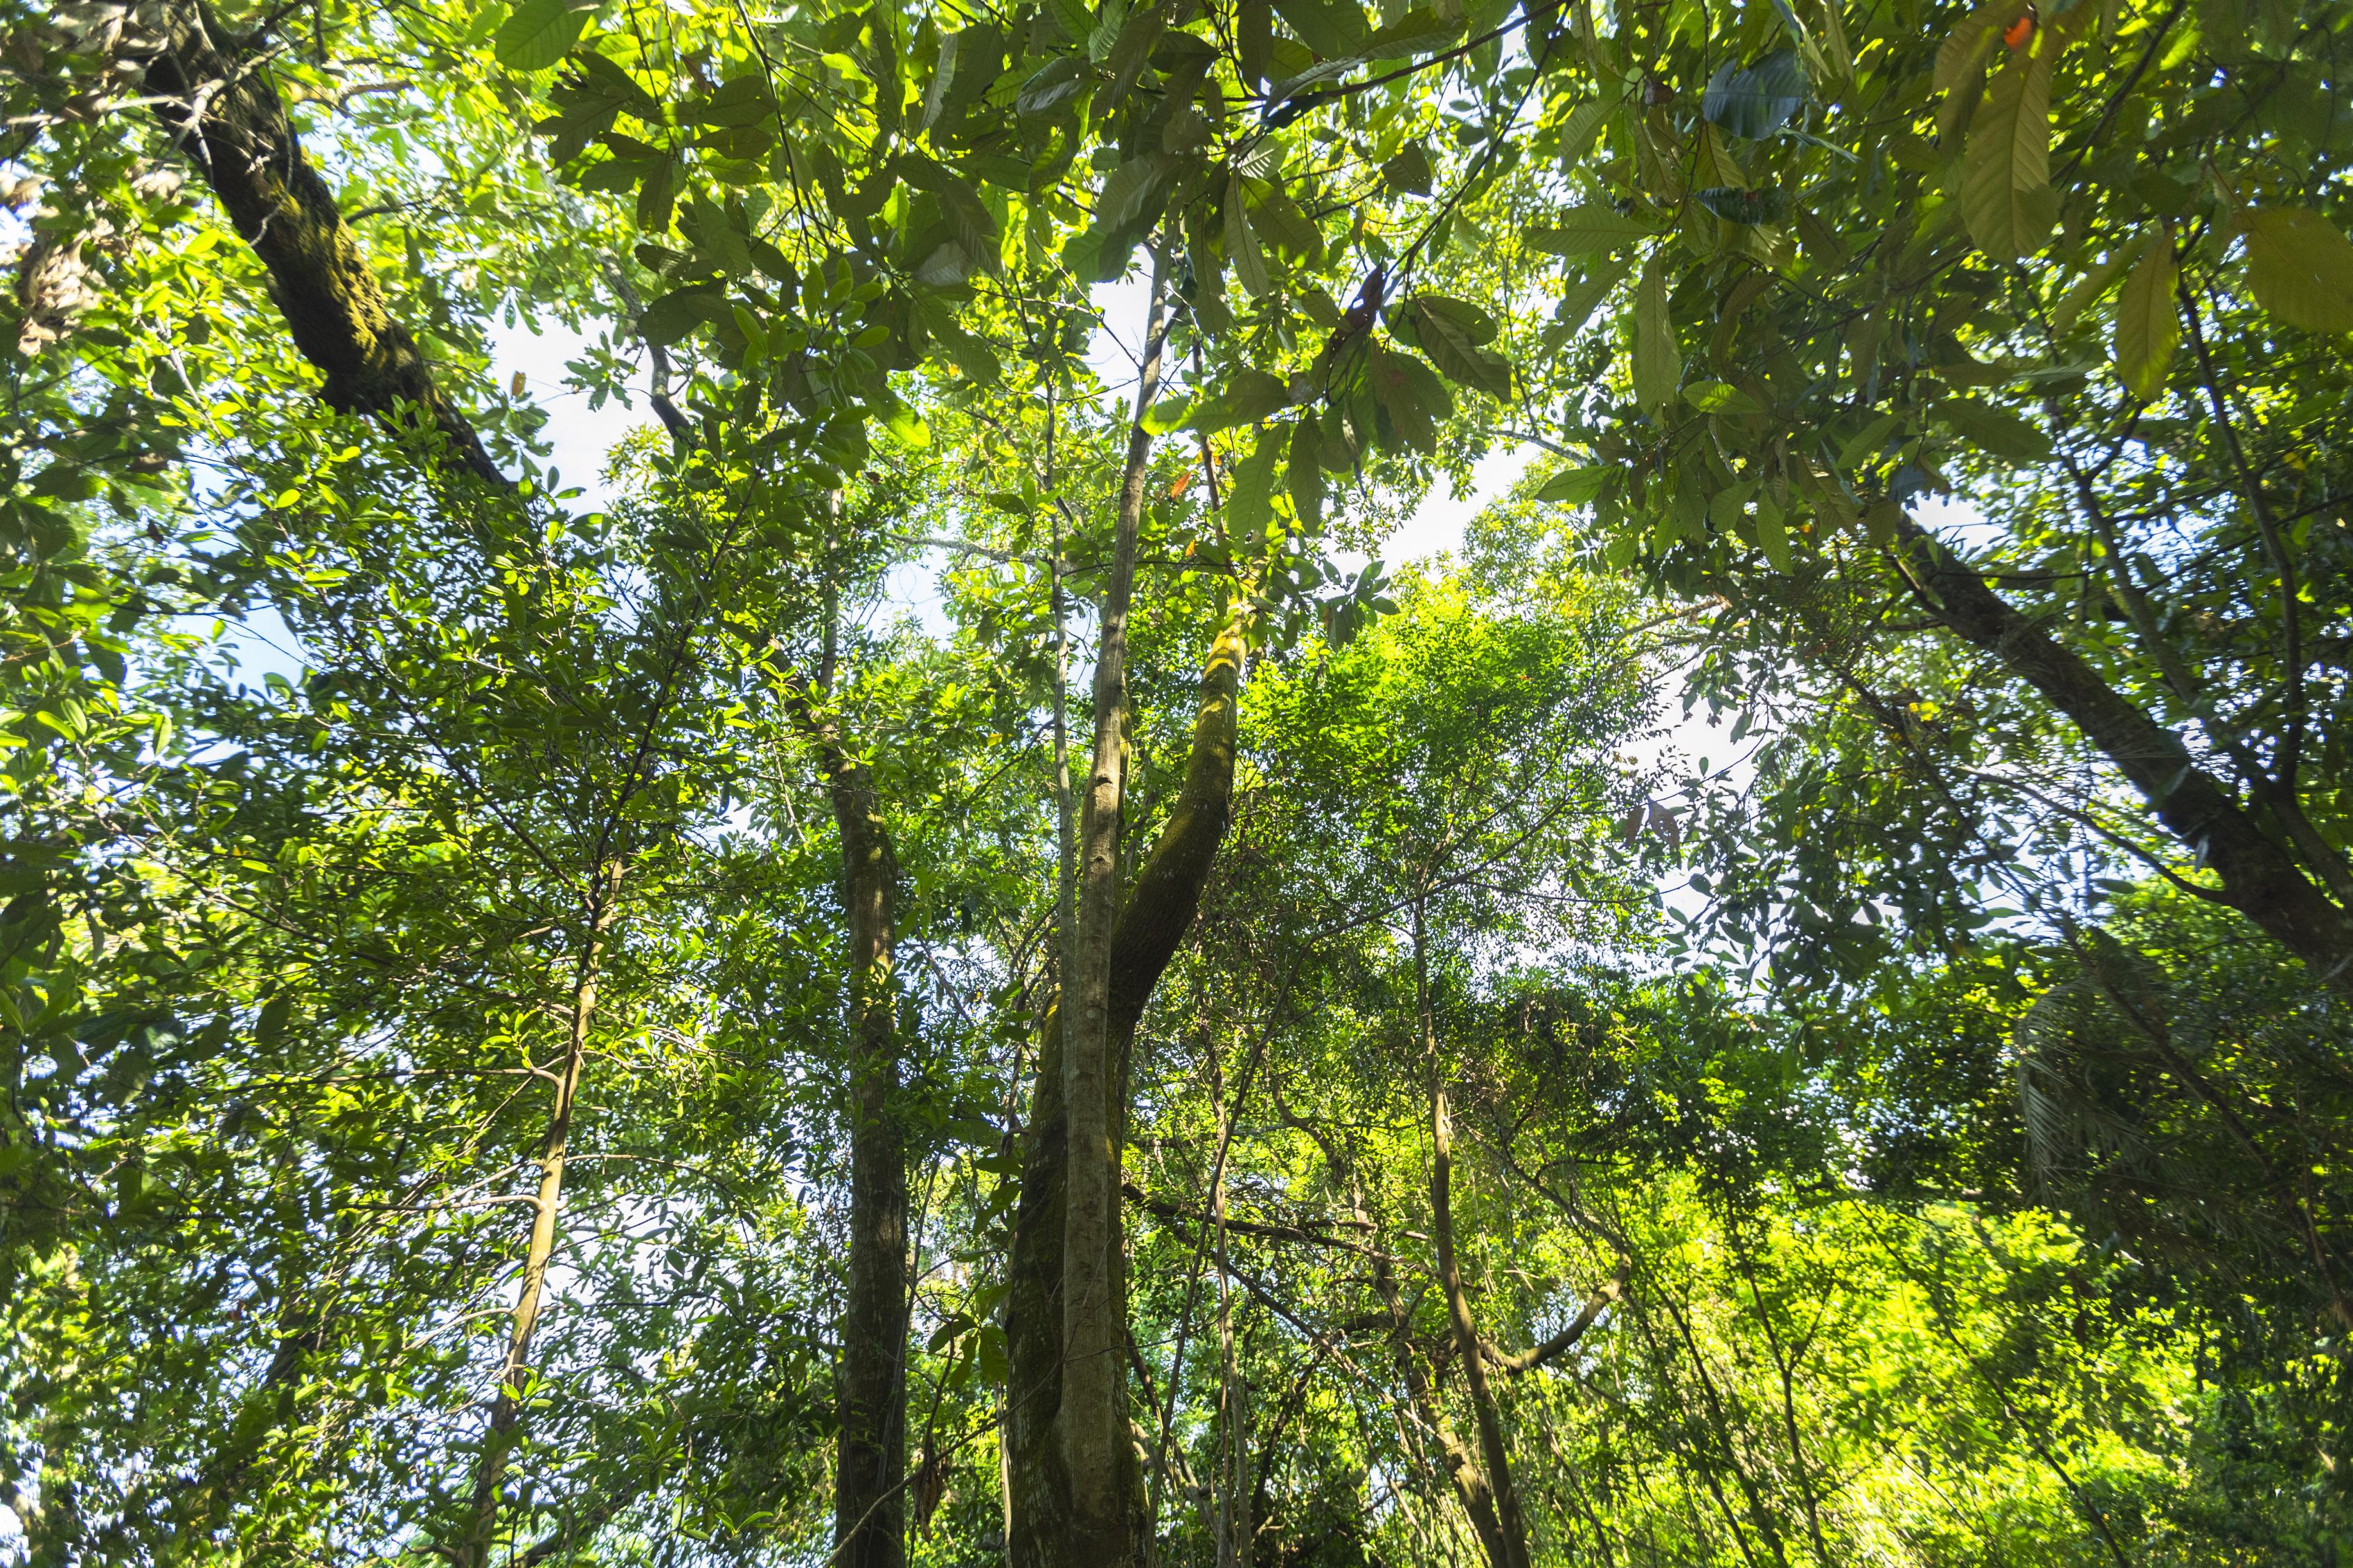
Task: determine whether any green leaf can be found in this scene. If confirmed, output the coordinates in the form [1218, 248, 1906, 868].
[694, 75, 778, 127]
[1683, 380, 1764, 415]
[1239, 0, 1274, 87]
[1555, 258, 1630, 335]
[1272, 0, 1370, 58]
[1934, 0, 2020, 94]
[1836, 411, 1904, 471]
[1382, 145, 1433, 197]
[2113, 235, 2178, 398]
[1960, 49, 2054, 262]
[1226, 179, 1271, 297]
[1695, 186, 1787, 225]
[1699, 52, 1806, 140]
[1097, 155, 1174, 232]
[2237, 206, 2353, 332]
[907, 161, 1001, 272]
[1632, 258, 1680, 413]
[494, 0, 593, 71]
[882, 396, 932, 449]
[1141, 395, 1193, 433]
[1249, 186, 1321, 260]
[2050, 233, 2155, 334]
[1186, 369, 1292, 433]
[1287, 419, 1325, 527]
[1044, 0, 1094, 44]
[1228, 424, 1282, 533]
[1399, 296, 1511, 399]
[922, 28, 965, 131]
[1526, 208, 1658, 255]
[640, 287, 722, 347]
[1536, 465, 1610, 504]
[1554, 95, 1614, 168]
[1363, 7, 1462, 55]
[1754, 498, 1793, 571]
[1367, 346, 1453, 453]
[1017, 56, 1089, 115]
[1931, 397, 2050, 462]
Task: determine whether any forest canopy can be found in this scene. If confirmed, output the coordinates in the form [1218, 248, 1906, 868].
[4, 0, 2353, 1563]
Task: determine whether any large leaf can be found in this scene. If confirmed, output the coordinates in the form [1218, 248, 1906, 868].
[1526, 208, 1658, 255]
[1960, 49, 2053, 262]
[1365, 348, 1451, 453]
[2237, 206, 2353, 332]
[639, 287, 724, 348]
[1382, 145, 1433, 196]
[1556, 258, 1631, 335]
[1399, 296, 1511, 399]
[1249, 186, 1321, 260]
[1238, 0, 1274, 86]
[694, 75, 778, 127]
[1632, 259, 1679, 413]
[1186, 369, 1293, 433]
[1227, 424, 1282, 533]
[494, 0, 594, 70]
[1271, 0, 1370, 58]
[1554, 95, 1615, 168]
[1699, 52, 1806, 140]
[1932, 397, 2051, 462]
[1017, 56, 1089, 115]
[1226, 178, 1271, 297]
[1934, 0, 2022, 93]
[1287, 417, 1325, 527]
[1096, 155, 1176, 232]
[2113, 235, 2178, 399]
[906, 161, 1001, 271]
[1043, 0, 1094, 44]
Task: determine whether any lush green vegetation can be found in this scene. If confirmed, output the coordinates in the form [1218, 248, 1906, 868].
[5, 0, 2352, 1562]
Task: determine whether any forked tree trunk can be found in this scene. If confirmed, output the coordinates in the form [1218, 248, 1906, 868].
[1008, 600, 1249, 1568]
[458, 863, 622, 1566]
[1059, 258, 1172, 1568]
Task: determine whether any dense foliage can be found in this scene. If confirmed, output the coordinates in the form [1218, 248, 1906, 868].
[4, 0, 2352, 1562]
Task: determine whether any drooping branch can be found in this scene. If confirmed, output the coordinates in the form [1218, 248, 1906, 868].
[1480, 1260, 1629, 1376]
[135, 0, 506, 483]
[1887, 510, 2353, 994]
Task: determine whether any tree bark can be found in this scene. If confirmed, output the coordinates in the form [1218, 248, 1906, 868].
[1372, 1247, 1513, 1567]
[1008, 597, 1249, 1568]
[135, 1, 504, 483]
[1059, 258, 1172, 1568]
[810, 718, 909, 1568]
[458, 863, 621, 1567]
[1888, 510, 2353, 994]
[1414, 906, 1533, 1568]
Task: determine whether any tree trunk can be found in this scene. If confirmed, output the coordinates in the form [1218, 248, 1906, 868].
[1008, 594, 1249, 1568]
[823, 735, 910, 1568]
[458, 863, 621, 1567]
[1212, 1043, 1249, 1568]
[1059, 257, 1172, 1568]
[1889, 511, 2353, 994]
[1372, 1246, 1512, 1567]
[1413, 907, 1533, 1568]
